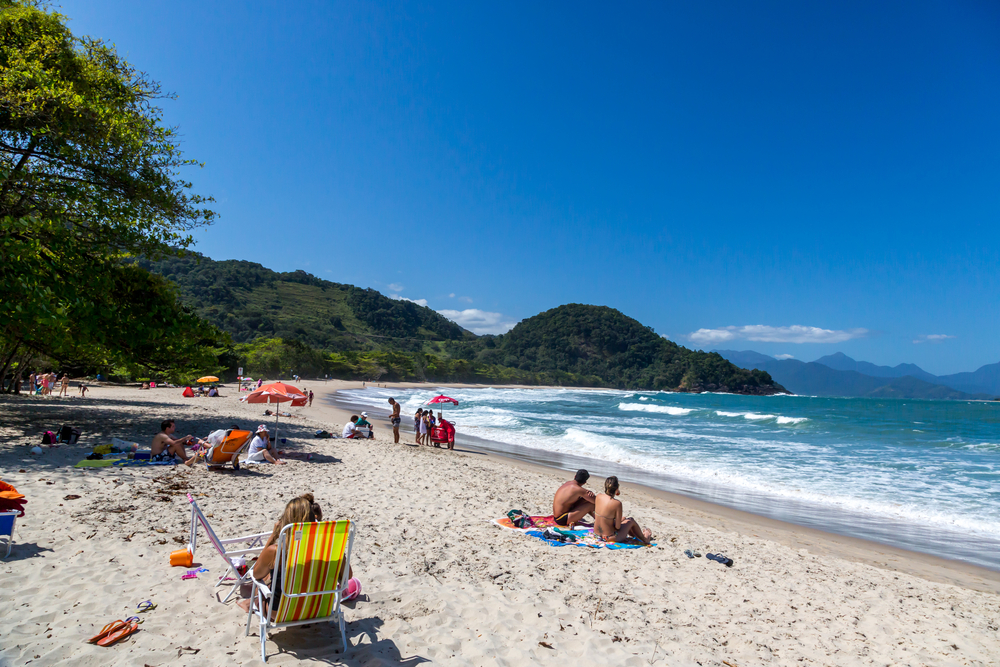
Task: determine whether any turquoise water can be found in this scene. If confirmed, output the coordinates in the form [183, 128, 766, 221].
[336, 387, 1000, 569]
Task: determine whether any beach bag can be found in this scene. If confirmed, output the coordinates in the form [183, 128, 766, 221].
[41, 431, 56, 445]
[58, 425, 81, 444]
[506, 510, 534, 529]
[314, 429, 331, 438]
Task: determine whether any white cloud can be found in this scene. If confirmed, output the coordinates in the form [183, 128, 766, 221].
[774, 354, 795, 360]
[387, 283, 404, 292]
[449, 293, 456, 298]
[688, 325, 869, 345]
[390, 294, 428, 307]
[458, 296, 473, 303]
[437, 309, 519, 335]
[914, 334, 955, 344]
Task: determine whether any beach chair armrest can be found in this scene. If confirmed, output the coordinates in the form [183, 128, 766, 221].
[250, 575, 273, 599]
[219, 531, 269, 547]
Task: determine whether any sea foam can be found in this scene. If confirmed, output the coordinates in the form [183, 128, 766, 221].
[618, 402, 694, 416]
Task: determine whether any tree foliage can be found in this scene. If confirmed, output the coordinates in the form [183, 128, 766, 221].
[0, 0, 222, 388]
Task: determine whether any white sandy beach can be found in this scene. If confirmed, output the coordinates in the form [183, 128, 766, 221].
[2, 382, 999, 666]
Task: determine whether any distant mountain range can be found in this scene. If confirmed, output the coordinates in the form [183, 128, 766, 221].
[714, 350, 999, 400]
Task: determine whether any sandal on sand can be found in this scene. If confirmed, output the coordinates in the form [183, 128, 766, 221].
[97, 617, 140, 646]
[88, 620, 127, 643]
[707, 553, 734, 567]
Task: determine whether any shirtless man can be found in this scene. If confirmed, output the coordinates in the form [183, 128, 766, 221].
[150, 419, 196, 466]
[552, 469, 596, 528]
[388, 397, 401, 444]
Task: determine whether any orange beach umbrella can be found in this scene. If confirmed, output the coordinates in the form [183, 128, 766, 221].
[241, 382, 307, 440]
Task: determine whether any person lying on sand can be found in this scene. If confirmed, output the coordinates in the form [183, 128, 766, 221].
[552, 469, 596, 528]
[150, 419, 197, 466]
[237, 494, 352, 615]
[246, 425, 285, 464]
[594, 476, 652, 545]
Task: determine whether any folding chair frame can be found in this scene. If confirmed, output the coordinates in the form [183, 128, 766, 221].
[187, 494, 269, 602]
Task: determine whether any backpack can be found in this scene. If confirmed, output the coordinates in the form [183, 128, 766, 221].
[506, 510, 535, 529]
[314, 430, 332, 439]
[41, 431, 56, 445]
[58, 425, 81, 444]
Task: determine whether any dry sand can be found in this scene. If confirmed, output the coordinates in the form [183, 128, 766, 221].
[1, 382, 999, 666]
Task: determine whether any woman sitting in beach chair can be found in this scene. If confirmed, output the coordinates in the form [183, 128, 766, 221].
[237, 494, 357, 613]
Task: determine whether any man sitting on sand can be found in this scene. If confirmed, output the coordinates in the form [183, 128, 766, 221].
[342, 416, 365, 439]
[552, 469, 596, 528]
[151, 419, 197, 465]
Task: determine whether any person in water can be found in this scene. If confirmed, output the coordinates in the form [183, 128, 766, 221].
[593, 475, 652, 545]
[552, 469, 596, 528]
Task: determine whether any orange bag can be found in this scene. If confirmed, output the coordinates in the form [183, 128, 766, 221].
[0, 481, 24, 500]
[169, 548, 192, 567]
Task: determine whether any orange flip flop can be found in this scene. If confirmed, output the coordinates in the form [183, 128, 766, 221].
[97, 618, 139, 646]
[88, 619, 127, 644]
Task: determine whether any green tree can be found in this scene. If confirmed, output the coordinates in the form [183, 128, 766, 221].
[0, 1, 220, 388]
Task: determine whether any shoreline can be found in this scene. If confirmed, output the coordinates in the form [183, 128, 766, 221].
[327, 382, 1000, 593]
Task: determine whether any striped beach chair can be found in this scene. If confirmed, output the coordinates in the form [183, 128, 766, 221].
[245, 519, 355, 661]
[186, 493, 269, 602]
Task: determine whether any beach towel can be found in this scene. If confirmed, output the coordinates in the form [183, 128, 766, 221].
[74, 457, 178, 468]
[493, 514, 653, 550]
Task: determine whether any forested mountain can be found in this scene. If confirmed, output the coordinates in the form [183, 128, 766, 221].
[478, 305, 783, 393]
[142, 254, 785, 393]
[137, 253, 473, 354]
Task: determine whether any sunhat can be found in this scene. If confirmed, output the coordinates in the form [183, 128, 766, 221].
[256, 424, 269, 433]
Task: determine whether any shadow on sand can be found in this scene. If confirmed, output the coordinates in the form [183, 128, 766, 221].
[251, 616, 430, 666]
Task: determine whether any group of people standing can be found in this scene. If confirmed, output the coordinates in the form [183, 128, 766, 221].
[26, 371, 77, 397]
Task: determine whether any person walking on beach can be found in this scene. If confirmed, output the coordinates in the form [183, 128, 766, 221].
[414, 409, 424, 445]
[552, 469, 596, 528]
[151, 419, 197, 465]
[59, 373, 69, 397]
[308, 390, 314, 407]
[388, 398, 401, 443]
[28, 372, 35, 395]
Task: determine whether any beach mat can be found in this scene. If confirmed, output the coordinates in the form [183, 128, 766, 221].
[492, 516, 653, 550]
[74, 458, 178, 468]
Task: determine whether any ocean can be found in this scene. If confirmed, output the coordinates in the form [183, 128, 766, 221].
[334, 386, 1000, 570]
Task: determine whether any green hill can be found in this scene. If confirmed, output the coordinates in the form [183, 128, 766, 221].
[140, 253, 784, 393]
[137, 253, 473, 354]
[477, 304, 784, 393]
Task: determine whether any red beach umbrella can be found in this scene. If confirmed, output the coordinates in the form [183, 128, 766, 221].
[426, 395, 459, 427]
[241, 382, 307, 440]
[426, 395, 459, 406]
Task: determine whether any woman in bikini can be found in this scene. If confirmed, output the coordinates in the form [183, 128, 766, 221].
[593, 476, 652, 545]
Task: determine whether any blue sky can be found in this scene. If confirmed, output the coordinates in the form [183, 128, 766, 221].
[59, 1, 1000, 374]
